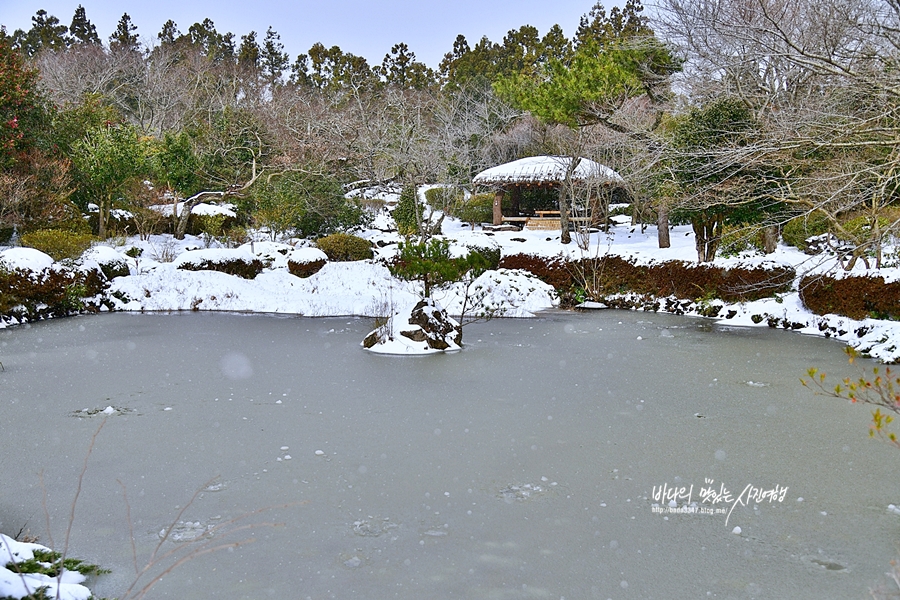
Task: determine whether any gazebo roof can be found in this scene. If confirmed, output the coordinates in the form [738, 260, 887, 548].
[473, 156, 623, 186]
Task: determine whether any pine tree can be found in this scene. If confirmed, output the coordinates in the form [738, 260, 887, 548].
[574, 0, 652, 49]
[187, 19, 234, 62]
[238, 31, 260, 70]
[261, 27, 288, 86]
[289, 53, 312, 87]
[23, 10, 68, 56]
[380, 42, 435, 89]
[157, 20, 180, 46]
[69, 5, 100, 46]
[109, 13, 139, 52]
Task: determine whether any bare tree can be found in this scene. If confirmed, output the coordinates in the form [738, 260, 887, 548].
[653, 0, 900, 265]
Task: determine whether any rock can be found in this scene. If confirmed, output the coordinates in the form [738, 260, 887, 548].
[362, 298, 462, 354]
[402, 298, 462, 350]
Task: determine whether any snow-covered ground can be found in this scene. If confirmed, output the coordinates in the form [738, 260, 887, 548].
[1, 196, 899, 360]
[1, 195, 900, 598]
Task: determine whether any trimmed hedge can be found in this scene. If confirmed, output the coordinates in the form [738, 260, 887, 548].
[593, 256, 795, 303]
[800, 274, 900, 320]
[498, 254, 574, 291]
[288, 258, 326, 278]
[499, 253, 795, 306]
[176, 258, 264, 279]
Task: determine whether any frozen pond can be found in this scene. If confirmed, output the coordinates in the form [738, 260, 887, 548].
[1, 311, 897, 599]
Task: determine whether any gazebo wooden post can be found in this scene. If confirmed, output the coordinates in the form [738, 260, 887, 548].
[492, 189, 506, 225]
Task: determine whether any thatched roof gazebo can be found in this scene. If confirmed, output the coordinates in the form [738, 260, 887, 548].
[473, 156, 624, 230]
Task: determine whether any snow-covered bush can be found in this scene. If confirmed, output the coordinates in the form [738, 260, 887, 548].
[174, 249, 264, 279]
[80, 246, 129, 280]
[287, 247, 328, 278]
[0, 250, 110, 325]
[0, 248, 55, 272]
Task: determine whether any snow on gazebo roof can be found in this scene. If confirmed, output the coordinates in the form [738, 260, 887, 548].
[473, 155, 623, 186]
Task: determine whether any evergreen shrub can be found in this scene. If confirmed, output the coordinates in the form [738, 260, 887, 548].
[174, 251, 265, 279]
[782, 211, 830, 252]
[287, 258, 327, 278]
[393, 185, 421, 236]
[0, 265, 110, 323]
[315, 233, 373, 261]
[20, 229, 94, 261]
[466, 244, 501, 271]
[718, 224, 766, 257]
[456, 194, 494, 228]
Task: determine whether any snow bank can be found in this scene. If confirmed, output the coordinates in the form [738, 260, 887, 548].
[439, 269, 559, 318]
[111, 261, 421, 316]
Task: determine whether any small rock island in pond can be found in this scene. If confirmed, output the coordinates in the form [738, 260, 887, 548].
[362, 298, 462, 354]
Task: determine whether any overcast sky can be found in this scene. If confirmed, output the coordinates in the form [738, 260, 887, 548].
[2, 1, 620, 68]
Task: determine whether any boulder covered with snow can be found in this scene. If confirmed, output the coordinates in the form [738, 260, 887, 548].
[363, 298, 462, 354]
[0, 247, 55, 272]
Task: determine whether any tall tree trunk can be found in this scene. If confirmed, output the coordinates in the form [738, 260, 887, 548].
[692, 213, 723, 262]
[657, 203, 670, 248]
[97, 197, 108, 240]
[558, 183, 571, 244]
[763, 225, 778, 254]
[174, 191, 225, 240]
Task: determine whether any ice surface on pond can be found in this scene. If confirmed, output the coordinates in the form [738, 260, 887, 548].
[160, 517, 221, 542]
[497, 482, 550, 502]
[2, 312, 897, 599]
[352, 517, 398, 537]
[219, 351, 253, 380]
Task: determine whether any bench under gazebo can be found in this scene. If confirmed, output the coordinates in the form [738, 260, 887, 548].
[472, 155, 624, 231]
